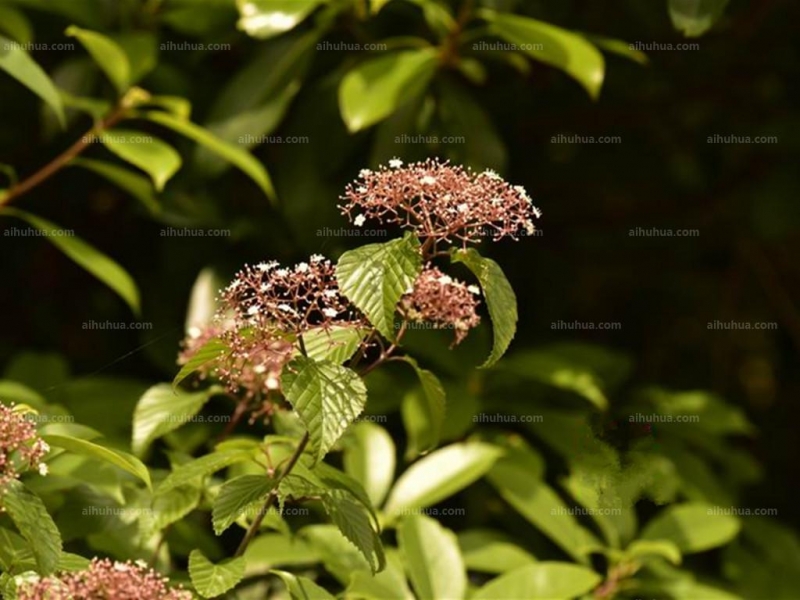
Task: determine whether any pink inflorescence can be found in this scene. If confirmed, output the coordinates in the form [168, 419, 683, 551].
[179, 255, 365, 399]
[0, 403, 49, 492]
[17, 558, 192, 600]
[340, 157, 540, 248]
[400, 266, 482, 346]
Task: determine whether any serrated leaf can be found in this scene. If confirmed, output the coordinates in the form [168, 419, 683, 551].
[0, 207, 139, 314]
[157, 449, 254, 495]
[43, 433, 151, 490]
[347, 549, 414, 600]
[189, 550, 246, 598]
[336, 233, 422, 340]
[65, 26, 130, 94]
[282, 357, 367, 464]
[344, 422, 396, 507]
[472, 562, 602, 599]
[323, 489, 385, 573]
[1, 481, 62, 574]
[0, 34, 65, 126]
[70, 157, 159, 215]
[399, 356, 446, 458]
[399, 515, 466, 600]
[451, 247, 517, 368]
[138, 110, 276, 201]
[212, 474, 275, 535]
[133, 384, 216, 456]
[482, 12, 605, 100]
[641, 503, 741, 553]
[669, 0, 730, 37]
[301, 326, 367, 364]
[384, 442, 503, 519]
[100, 130, 182, 192]
[339, 49, 438, 132]
[271, 569, 335, 600]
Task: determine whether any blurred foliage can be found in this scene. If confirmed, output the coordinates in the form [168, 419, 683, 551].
[0, 0, 799, 598]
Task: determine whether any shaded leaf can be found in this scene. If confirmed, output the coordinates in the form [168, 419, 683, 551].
[398, 515, 466, 600]
[100, 129, 182, 191]
[189, 550, 246, 598]
[1, 481, 62, 574]
[65, 26, 130, 94]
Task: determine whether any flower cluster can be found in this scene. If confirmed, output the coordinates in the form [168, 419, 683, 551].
[400, 266, 481, 346]
[179, 255, 365, 400]
[340, 158, 540, 248]
[219, 255, 363, 336]
[0, 403, 49, 492]
[17, 558, 191, 600]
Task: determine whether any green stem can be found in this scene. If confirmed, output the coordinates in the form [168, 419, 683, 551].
[234, 431, 310, 558]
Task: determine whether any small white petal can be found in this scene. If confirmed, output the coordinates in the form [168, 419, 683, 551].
[322, 308, 338, 318]
[354, 214, 366, 227]
[420, 175, 436, 185]
[467, 285, 481, 295]
[388, 158, 403, 168]
[38, 463, 49, 476]
[296, 262, 309, 273]
[457, 203, 469, 212]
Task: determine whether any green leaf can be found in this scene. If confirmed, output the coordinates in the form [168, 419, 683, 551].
[271, 569, 335, 600]
[100, 130, 182, 192]
[138, 110, 276, 201]
[65, 26, 130, 94]
[212, 474, 275, 535]
[132, 384, 216, 456]
[624, 539, 682, 565]
[1, 481, 62, 574]
[398, 515, 467, 600]
[472, 562, 602, 600]
[458, 529, 537, 574]
[384, 442, 503, 519]
[0, 207, 140, 314]
[451, 247, 517, 368]
[339, 49, 438, 132]
[336, 233, 423, 340]
[243, 534, 319, 576]
[669, 0, 730, 37]
[301, 524, 372, 584]
[347, 549, 414, 600]
[585, 34, 649, 65]
[0, 34, 65, 126]
[57, 552, 92, 572]
[157, 449, 255, 495]
[482, 12, 605, 100]
[641, 503, 741, 553]
[173, 336, 229, 388]
[42, 434, 152, 490]
[323, 489, 385, 573]
[282, 356, 367, 464]
[0, 6, 33, 45]
[69, 157, 160, 215]
[343, 422, 396, 507]
[399, 356, 446, 458]
[236, 0, 327, 39]
[142, 484, 202, 535]
[487, 458, 599, 563]
[301, 326, 367, 364]
[189, 550, 246, 598]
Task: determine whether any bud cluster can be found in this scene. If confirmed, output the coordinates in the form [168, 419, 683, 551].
[0, 403, 49, 491]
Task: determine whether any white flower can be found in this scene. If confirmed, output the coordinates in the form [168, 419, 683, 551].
[260, 283, 270, 292]
[310, 254, 325, 263]
[359, 168, 372, 177]
[40, 441, 50, 453]
[388, 157, 403, 168]
[420, 175, 437, 185]
[354, 214, 366, 227]
[491, 197, 503, 206]
[323, 289, 338, 298]
[256, 261, 275, 272]
[275, 268, 289, 277]
[253, 364, 266, 374]
[266, 375, 280, 390]
[38, 463, 49, 476]
[114, 563, 130, 572]
[437, 275, 453, 285]
[357, 186, 367, 193]
[482, 169, 501, 180]
[322, 308, 338, 318]
[277, 303, 293, 312]
[525, 221, 535, 235]
[135, 560, 148, 569]
[457, 203, 469, 213]
[532, 205, 542, 218]
[467, 285, 480, 295]
[247, 305, 259, 316]
[296, 262, 309, 273]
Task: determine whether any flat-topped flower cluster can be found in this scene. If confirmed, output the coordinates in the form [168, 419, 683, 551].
[0, 402, 49, 491]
